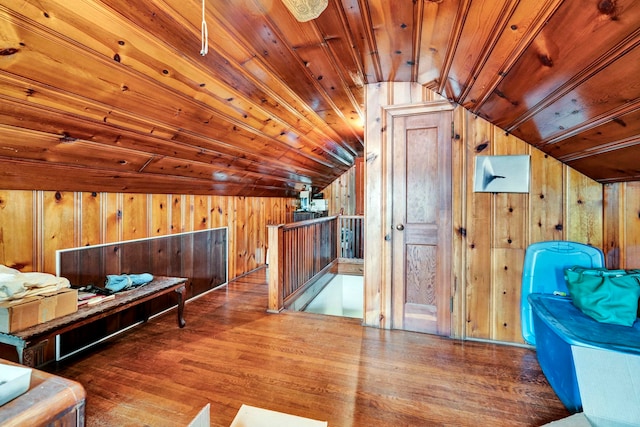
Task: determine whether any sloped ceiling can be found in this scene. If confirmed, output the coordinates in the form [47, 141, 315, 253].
[0, 0, 639, 196]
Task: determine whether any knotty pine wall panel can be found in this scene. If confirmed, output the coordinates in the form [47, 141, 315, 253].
[491, 248, 525, 343]
[320, 155, 366, 216]
[492, 130, 528, 250]
[451, 106, 466, 339]
[355, 158, 365, 215]
[529, 150, 564, 243]
[263, 197, 283, 226]
[604, 183, 623, 268]
[363, 82, 393, 329]
[223, 199, 238, 276]
[365, 82, 604, 344]
[258, 198, 268, 263]
[151, 194, 170, 236]
[489, 131, 529, 343]
[462, 114, 493, 339]
[104, 193, 123, 274]
[565, 169, 603, 248]
[323, 165, 357, 215]
[210, 196, 227, 229]
[0, 190, 34, 271]
[0, 191, 295, 282]
[255, 198, 266, 267]
[604, 182, 640, 269]
[122, 194, 148, 241]
[228, 197, 240, 277]
[234, 197, 249, 277]
[194, 195, 210, 230]
[170, 195, 185, 234]
[622, 183, 640, 267]
[42, 191, 77, 273]
[80, 192, 103, 246]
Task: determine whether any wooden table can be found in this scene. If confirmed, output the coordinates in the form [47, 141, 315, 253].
[0, 359, 86, 426]
[0, 276, 187, 367]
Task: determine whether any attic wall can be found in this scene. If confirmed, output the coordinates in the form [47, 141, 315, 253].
[365, 82, 604, 344]
[0, 191, 295, 281]
[319, 165, 355, 215]
[604, 182, 640, 269]
[321, 159, 364, 216]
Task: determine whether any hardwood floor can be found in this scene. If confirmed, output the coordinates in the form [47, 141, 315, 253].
[49, 268, 570, 426]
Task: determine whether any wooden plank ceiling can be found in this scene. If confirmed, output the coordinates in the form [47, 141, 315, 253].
[0, 0, 638, 196]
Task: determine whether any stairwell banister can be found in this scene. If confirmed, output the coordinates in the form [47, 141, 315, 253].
[267, 216, 339, 313]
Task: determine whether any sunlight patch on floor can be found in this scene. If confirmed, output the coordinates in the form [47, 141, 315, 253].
[303, 275, 363, 319]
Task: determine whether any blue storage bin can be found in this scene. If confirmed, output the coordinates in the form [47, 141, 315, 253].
[528, 294, 640, 413]
[521, 241, 604, 345]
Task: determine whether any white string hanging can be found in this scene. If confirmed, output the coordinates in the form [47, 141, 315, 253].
[200, 0, 208, 56]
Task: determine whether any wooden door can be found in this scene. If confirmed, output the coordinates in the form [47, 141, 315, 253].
[391, 111, 452, 335]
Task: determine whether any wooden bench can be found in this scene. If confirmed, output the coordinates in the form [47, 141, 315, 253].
[0, 276, 187, 367]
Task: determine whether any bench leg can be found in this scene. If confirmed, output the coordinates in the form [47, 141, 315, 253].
[21, 340, 47, 367]
[175, 285, 186, 328]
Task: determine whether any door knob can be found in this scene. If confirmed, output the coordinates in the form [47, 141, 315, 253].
[396, 224, 404, 231]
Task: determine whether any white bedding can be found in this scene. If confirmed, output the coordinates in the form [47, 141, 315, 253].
[0, 265, 71, 301]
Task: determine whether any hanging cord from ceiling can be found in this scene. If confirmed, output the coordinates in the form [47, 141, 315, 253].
[200, 0, 208, 56]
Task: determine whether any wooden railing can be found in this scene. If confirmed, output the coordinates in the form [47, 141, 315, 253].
[338, 215, 364, 259]
[267, 216, 338, 312]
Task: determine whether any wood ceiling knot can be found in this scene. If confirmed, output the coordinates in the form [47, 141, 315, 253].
[0, 48, 19, 56]
[597, 0, 618, 16]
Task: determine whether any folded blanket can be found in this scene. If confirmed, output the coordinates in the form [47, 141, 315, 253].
[0, 276, 28, 300]
[105, 273, 154, 292]
[0, 265, 71, 301]
[0, 265, 20, 275]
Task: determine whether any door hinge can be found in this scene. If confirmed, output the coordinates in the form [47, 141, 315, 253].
[450, 296, 454, 312]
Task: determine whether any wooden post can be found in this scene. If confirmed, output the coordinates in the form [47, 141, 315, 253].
[336, 215, 343, 259]
[267, 224, 284, 313]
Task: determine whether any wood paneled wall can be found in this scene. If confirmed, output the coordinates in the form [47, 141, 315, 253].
[320, 157, 364, 216]
[0, 191, 295, 281]
[365, 82, 604, 344]
[604, 182, 640, 269]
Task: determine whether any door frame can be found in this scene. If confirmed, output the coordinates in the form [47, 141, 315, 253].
[382, 101, 455, 334]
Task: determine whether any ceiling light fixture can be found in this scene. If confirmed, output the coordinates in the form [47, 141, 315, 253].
[281, 0, 328, 22]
